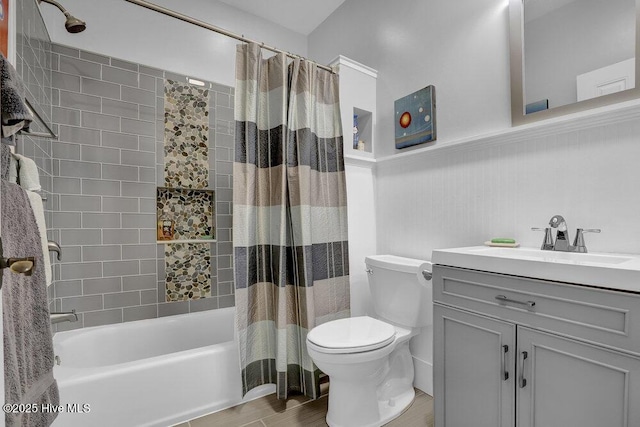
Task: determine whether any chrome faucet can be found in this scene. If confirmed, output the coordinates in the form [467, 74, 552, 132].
[549, 215, 571, 251]
[532, 215, 600, 253]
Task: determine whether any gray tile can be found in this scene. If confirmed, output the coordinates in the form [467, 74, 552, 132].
[58, 125, 101, 145]
[102, 65, 138, 87]
[83, 277, 122, 295]
[138, 167, 155, 183]
[190, 297, 218, 312]
[217, 106, 233, 121]
[58, 160, 101, 178]
[52, 71, 80, 91]
[123, 274, 156, 291]
[103, 260, 139, 277]
[210, 82, 232, 94]
[79, 50, 110, 64]
[216, 161, 233, 175]
[139, 198, 156, 213]
[122, 213, 156, 228]
[139, 74, 155, 91]
[138, 105, 155, 122]
[60, 195, 101, 212]
[140, 260, 156, 275]
[82, 111, 120, 131]
[121, 181, 154, 197]
[217, 215, 232, 228]
[84, 309, 123, 328]
[52, 44, 79, 58]
[53, 142, 81, 160]
[219, 294, 235, 308]
[121, 150, 155, 167]
[59, 91, 101, 112]
[104, 291, 140, 309]
[103, 229, 140, 244]
[53, 177, 81, 194]
[102, 131, 138, 149]
[60, 294, 103, 312]
[139, 65, 163, 77]
[57, 246, 82, 263]
[82, 145, 120, 164]
[102, 164, 138, 181]
[138, 137, 155, 153]
[158, 301, 189, 317]
[61, 262, 103, 280]
[102, 98, 138, 119]
[139, 229, 157, 243]
[82, 245, 122, 262]
[61, 229, 101, 246]
[81, 179, 120, 196]
[81, 77, 120, 98]
[122, 244, 156, 260]
[121, 118, 155, 136]
[54, 280, 83, 298]
[52, 212, 81, 228]
[217, 188, 232, 202]
[216, 133, 233, 149]
[140, 289, 157, 305]
[218, 282, 232, 296]
[123, 305, 157, 322]
[102, 196, 139, 213]
[157, 280, 166, 303]
[82, 212, 121, 228]
[110, 58, 138, 72]
[121, 87, 155, 106]
[60, 56, 101, 78]
[53, 107, 81, 126]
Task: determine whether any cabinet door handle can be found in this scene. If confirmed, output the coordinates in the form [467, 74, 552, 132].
[519, 351, 528, 388]
[495, 295, 536, 308]
[502, 345, 509, 381]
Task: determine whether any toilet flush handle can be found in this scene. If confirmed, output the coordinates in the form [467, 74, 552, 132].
[365, 268, 373, 275]
[422, 270, 432, 281]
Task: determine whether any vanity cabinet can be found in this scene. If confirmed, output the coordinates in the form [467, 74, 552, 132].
[433, 265, 640, 427]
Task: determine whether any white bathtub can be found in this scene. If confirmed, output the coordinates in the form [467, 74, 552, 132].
[52, 307, 274, 427]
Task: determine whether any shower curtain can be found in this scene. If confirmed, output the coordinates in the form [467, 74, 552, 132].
[233, 43, 350, 400]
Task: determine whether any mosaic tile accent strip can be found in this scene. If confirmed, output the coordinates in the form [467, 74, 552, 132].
[165, 243, 212, 301]
[164, 79, 210, 189]
[157, 188, 215, 240]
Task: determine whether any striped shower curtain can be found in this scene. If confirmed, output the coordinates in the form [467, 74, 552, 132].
[233, 43, 350, 400]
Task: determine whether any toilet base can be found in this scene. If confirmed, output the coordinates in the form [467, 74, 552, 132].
[326, 387, 415, 427]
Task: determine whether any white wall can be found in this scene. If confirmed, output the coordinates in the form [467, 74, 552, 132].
[309, 0, 512, 158]
[39, 0, 308, 87]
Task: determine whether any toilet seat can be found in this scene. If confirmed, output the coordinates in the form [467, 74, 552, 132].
[307, 316, 396, 354]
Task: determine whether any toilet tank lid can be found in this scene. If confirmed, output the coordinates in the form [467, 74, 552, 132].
[365, 255, 427, 273]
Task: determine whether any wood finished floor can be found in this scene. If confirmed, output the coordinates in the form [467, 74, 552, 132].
[175, 386, 433, 427]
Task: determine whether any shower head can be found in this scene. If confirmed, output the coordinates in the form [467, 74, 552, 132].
[39, 0, 86, 33]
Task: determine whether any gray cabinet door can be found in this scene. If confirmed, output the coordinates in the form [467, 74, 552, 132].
[434, 304, 515, 427]
[517, 326, 640, 427]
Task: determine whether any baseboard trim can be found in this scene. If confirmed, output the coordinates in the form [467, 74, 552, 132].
[412, 355, 433, 396]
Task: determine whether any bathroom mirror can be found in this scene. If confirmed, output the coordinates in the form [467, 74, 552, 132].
[509, 0, 640, 125]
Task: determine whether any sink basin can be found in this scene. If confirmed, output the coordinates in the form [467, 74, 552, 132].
[432, 246, 640, 293]
[467, 247, 634, 265]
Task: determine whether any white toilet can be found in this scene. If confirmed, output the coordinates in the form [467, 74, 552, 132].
[306, 255, 432, 427]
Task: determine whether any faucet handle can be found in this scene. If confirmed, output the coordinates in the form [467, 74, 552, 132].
[531, 227, 554, 250]
[572, 228, 601, 253]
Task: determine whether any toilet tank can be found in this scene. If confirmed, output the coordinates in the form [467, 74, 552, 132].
[366, 255, 432, 327]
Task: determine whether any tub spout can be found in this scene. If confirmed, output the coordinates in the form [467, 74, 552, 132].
[50, 310, 77, 324]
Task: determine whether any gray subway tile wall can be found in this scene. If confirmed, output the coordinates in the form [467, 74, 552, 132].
[15, 0, 55, 311]
[50, 44, 235, 330]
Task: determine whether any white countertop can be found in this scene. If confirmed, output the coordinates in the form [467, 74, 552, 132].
[432, 246, 640, 294]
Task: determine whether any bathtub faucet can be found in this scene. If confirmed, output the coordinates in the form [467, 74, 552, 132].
[50, 310, 78, 324]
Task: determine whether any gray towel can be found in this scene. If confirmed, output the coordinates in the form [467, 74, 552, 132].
[1, 53, 33, 138]
[1, 142, 10, 180]
[1, 181, 59, 427]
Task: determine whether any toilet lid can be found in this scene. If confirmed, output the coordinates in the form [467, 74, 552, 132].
[307, 316, 396, 354]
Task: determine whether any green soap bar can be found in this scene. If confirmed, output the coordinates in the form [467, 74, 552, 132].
[491, 238, 516, 244]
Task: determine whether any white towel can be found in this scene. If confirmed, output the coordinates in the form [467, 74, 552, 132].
[13, 152, 41, 191]
[25, 190, 52, 287]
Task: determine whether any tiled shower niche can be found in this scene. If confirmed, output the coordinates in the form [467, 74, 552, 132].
[156, 187, 215, 241]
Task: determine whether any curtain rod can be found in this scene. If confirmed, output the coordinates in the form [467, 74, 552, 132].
[123, 0, 336, 74]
